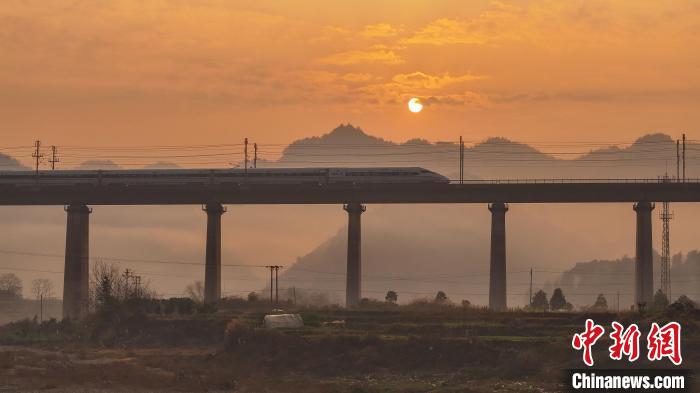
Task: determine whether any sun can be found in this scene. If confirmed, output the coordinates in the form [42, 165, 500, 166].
[408, 97, 423, 113]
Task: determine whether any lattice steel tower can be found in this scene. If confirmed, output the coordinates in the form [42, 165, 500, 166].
[660, 174, 673, 299]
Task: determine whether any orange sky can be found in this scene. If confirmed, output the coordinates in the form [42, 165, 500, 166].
[1, 0, 699, 151]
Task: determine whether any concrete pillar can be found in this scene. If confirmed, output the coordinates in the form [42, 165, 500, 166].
[488, 202, 508, 311]
[63, 204, 91, 320]
[344, 203, 366, 307]
[634, 202, 655, 308]
[204, 203, 226, 303]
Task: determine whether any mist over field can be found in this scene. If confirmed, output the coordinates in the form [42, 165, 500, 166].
[1, 124, 699, 307]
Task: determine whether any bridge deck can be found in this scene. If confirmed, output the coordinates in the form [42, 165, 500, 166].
[1, 177, 700, 205]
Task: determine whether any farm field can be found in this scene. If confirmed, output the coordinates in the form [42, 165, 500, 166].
[0, 306, 697, 392]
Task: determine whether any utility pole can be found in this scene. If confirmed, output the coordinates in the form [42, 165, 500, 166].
[40, 294, 44, 323]
[275, 266, 282, 306]
[244, 138, 249, 172]
[253, 143, 258, 168]
[617, 292, 620, 313]
[123, 269, 135, 298]
[676, 140, 680, 182]
[459, 136, 464, 184]
[134, 275, 142, 298]
[292, 286, 296, 306]
[269, 266, 273, 306]
[266, 265, 283, 307]
[529, 268, 533, 306]
[49, 145, 59, 170]
[682, 133, 686, 182]
[32, 140, 43, 175]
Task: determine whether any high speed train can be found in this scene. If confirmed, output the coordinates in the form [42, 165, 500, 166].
[0, 167, 449, 186]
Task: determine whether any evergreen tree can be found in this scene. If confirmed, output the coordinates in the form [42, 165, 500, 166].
[550, 288, 568, 311]
[592, 293, 608, 311]
[531, 289, 549, 311]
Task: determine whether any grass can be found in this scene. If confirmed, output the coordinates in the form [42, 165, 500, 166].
[0, 305, 696, 392]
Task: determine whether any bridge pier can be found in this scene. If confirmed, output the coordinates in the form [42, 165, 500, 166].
[634, 202, 654, 308]
[489, 202, 508, 311]
[204, 203, 226, 303]
[63, 204, 91, 320]
[344, 203, 365, 307]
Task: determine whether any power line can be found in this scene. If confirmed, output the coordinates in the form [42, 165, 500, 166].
[3, 248, 700, 289]
[0, 249, 268, 268]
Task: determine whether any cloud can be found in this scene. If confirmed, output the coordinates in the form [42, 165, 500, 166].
[341, 73, 376, 83]
[351, 70, 491, 109]
[422, 92, 491, 108]
[401, 2, 526, 46]
[316, 25, 351, 41]
[360, 23, 403, 38]
[2, 0, 698, 116]
[402, 18, 489, 45]
[392, 72, 486, 89]
[318, 45, 405, 65]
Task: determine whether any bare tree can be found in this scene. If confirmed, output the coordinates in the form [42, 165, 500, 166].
[90, 260, 153, 311]
[185, 281, 204, 303]
[0, 273, 23, 298]
[31, 278, 54, 322]
[91, 260, 122, 308]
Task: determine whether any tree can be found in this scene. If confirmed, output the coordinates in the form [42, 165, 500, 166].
[31, 278, 54, 323]
[385, 290, 398, 303]
[0, 273, 22, 298]
[667, 295, 696, 315]
[591, 293, 608, 311]
[90, 260, 153, 311]
[530, 290, 549, 311]
[247, 291, 259, 302]
[675, 295, 696, 308]
[653, 290, 669, 310]
[550, 288, 568, 311]
[185, 281, 204, 303]
[91, 261, 121, 308]
[435, 291, 448, 303]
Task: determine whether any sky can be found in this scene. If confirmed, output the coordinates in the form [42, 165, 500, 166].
[2, 0, 700, 155]
[1, 1, 700, 305]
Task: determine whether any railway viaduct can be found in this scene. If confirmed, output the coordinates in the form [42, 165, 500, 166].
[2, 175, 700, 318]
